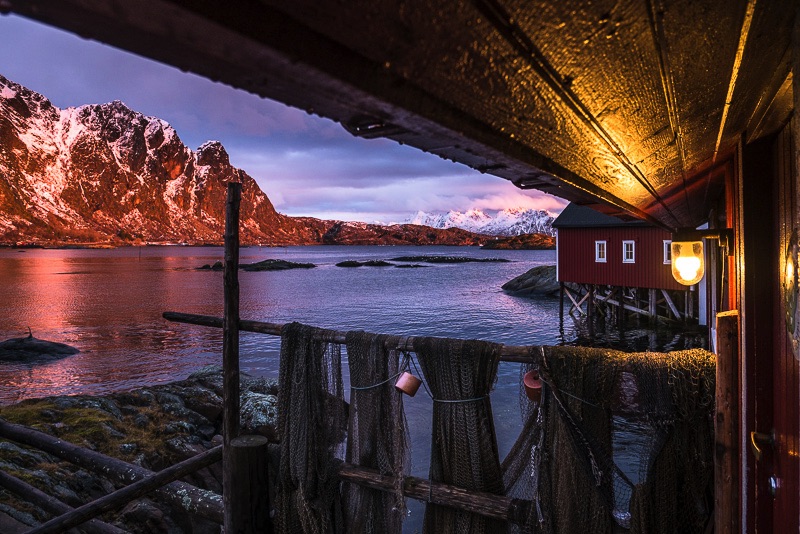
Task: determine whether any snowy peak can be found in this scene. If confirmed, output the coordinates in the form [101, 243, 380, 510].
[407, 208, 555, 236]
[0, 74, 493, 247]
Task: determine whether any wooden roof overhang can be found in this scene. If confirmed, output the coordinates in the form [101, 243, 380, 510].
[4, 0, 795, 230]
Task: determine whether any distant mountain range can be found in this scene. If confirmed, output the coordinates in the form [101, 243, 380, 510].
[0, 74, 554, 248]
[406, 208, 555, 237]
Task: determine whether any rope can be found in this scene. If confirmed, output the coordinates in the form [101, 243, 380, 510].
[350, 354, 410, 391]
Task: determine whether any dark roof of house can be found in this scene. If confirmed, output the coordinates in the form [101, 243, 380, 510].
[552, 203, 651, 229]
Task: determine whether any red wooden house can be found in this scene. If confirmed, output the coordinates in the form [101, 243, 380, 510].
[553, 203, 695, 323]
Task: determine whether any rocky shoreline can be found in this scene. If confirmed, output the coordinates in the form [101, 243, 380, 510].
[0, 366, 279, 533]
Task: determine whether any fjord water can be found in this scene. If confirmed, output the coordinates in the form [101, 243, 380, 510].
[0, 245, 561, 405]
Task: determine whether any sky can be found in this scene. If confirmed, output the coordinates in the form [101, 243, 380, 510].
[0, 14, 566, 223]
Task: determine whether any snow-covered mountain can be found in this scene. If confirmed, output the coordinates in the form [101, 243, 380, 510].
[407, 208, 555, 236]
[0, 75, 488, 247]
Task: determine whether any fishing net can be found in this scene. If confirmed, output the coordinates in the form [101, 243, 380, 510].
[275, 322, 346, 534]
[413, 336, 505, 534]
[502, 346, 715, 534]
[344, 331, 409, 533]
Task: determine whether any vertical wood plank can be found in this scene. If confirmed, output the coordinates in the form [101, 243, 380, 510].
[230, 435, 273, 534]
[716, 310, 740, 534]
[648, 288, 657, 319]
[223, 181, 242, 534]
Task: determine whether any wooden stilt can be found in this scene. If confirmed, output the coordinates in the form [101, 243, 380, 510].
[587, 284, 595, 337]
[559, 282, 564, 321]
[648, 288, 657, 320]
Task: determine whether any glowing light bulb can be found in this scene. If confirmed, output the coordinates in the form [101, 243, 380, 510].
[671, 240, 704, 285]
[675, 255, 701, 281]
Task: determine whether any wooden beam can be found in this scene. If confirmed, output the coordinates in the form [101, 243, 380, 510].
[661, 289, 682, 319]
[0, 471, 126, 534]
[163, 312, 543, 363]
[337, 463, 530, 525]
[715, 310, 740, 534]
[0, 419, 223, 524]
[564, 286, 589, 316]
[223, 181, 242, 534]
[27, 446, 222, 534]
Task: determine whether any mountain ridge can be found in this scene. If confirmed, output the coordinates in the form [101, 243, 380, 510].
[406, 208, 555, 237]
[0, 75, 550, 248]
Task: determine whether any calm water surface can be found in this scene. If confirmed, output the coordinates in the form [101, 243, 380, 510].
[0, 245, 561, 401]
[0, 245, 701, 529]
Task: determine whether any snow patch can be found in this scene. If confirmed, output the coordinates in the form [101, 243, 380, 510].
[0, 85, 16, 99]
[406, 208, 555, 236]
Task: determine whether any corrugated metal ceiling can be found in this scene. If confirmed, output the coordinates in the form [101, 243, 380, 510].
[6, 0, 795, 229]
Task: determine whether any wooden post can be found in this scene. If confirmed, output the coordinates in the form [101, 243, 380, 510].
[230, 435, 273, 534]
[648, 288, 657, 321]
[223, 182, 242, 533]
[587, 284, 595, 337]
[715, 310, 740, 534]
[559, 282, 564, 321]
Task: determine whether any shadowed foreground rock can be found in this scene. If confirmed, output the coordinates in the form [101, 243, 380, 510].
[0, 366, 278, 533]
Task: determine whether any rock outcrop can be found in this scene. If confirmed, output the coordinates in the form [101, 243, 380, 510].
[502, 265, 564, 297]
[0, 366, 277, 533]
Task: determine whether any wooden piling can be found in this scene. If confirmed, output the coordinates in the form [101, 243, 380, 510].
[223, 182, 242, 534]
[648, 288, 657, 320]
[230, 435, 273, 534]
[715, 310, 740, 534]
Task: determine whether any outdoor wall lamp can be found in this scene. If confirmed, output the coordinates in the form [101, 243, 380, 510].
[670, 228, 734, 286]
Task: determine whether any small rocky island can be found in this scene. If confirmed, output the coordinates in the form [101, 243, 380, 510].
[0, 331, 79, 363]
[501, 265, 562, 297]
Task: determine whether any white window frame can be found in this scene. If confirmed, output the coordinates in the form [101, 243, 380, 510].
[622, 240, 635, 263]
[595, 240, 607, 263]
[663, 239, 672, 264]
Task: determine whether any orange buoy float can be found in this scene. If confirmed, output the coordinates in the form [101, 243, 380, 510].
[523, 370, 542, 403]
[395, 371, 422, 397]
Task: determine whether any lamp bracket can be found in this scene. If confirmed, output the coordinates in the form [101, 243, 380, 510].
[672, 228, 734, 256]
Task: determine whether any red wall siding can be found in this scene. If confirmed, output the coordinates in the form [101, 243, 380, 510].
[557, 226, 683, 290]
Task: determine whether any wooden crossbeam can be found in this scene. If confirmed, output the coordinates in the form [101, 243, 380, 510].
[163, 312, 543, 363]
[563, 286, 589, 316]
[661, 289, 682, 319]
